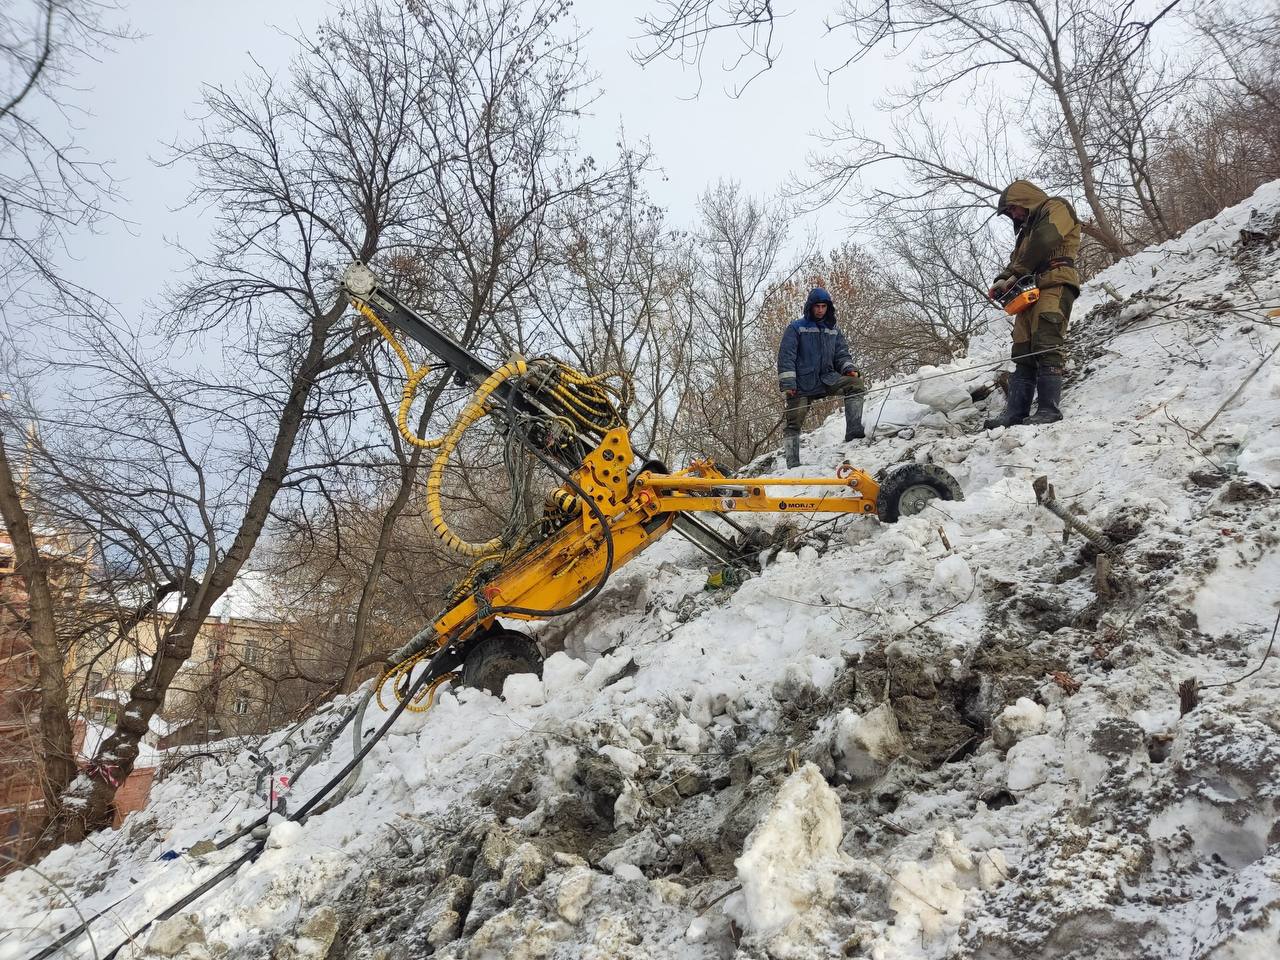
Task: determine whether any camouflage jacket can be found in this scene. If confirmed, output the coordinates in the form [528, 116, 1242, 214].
[995, 180, 1081, 291]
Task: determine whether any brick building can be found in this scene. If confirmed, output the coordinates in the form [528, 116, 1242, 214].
[3, 521, 291, 859]
[0, 527, 92, 859]
[69, 572, 294, 747]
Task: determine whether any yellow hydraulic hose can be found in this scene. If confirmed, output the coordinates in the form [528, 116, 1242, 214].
[353, 295, 529, 557]
[424, 358, 528, 557]
[352, 295, 630, 560]
[375, 649, 458, 713]
[351, 299, 445, 451]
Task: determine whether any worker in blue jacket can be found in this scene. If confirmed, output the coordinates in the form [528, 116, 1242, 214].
[777, 286, 865, 468]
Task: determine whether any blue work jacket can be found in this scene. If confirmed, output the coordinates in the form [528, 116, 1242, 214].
[777, 289, 856, 396]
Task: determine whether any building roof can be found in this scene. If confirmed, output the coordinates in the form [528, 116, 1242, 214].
[113, 654, 153, 675]
[153, 570, 286, 624]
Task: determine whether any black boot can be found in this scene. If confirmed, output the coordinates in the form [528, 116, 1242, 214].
[784, 434, 801, 468]
[1025, 367, 1064, 425]
[843, 394, 865, 441]
[983, 366, 1035, 429]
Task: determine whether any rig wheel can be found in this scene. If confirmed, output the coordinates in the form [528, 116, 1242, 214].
[461, 629, 544, 697]
[875, 464, 963, 523]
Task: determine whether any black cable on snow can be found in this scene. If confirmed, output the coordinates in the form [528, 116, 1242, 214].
[70, 402, 620, 957]
[30, 669, 431, 960]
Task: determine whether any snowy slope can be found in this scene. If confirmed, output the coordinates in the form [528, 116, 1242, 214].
[5, 183, 1280, 960]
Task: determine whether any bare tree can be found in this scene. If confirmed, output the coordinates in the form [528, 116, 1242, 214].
[0, 4, 127, 847]
[875, 205, 1000, 357]
[0, 0, 131, 313]
[676, 180, 797, 468]
[1147, 87, 1280, 236]
[633, 0, 781, 95]
[526, 151, 694, 459]
[0, 417, 77, 858]
[819, 0, 1204, 258]
[1134, 0, 1280, 233]
[173, 0, 629, 704]
[637, 1, 1202, 263]
[3, 0, 459, 841]
[398, 0, 623, 366]
[1194, 0, 1280, 111]
[326, 0, 633, 688]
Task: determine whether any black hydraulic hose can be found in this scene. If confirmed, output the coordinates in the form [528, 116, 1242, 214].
[96, 846, 263, 960]
[28, 694, 372, 960]
[205, 691, 365, 852]
[280, 690, 366, 809]
[290, 669, 427, 824]
[293, 689, 379, 823]
[480, 385, 616, 621]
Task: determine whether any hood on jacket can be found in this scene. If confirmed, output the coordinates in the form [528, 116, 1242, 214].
[804, 286, 837, 322]
[997, 180, 1050, 217]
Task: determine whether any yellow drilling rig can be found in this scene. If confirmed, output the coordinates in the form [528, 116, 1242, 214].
[341, 263, 963, 709]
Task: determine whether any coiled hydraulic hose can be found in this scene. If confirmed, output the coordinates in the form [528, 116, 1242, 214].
[375, 378, 623, 712]
[351, 299, 445, 451]
[481, 383, 617, 620]
[357, 295, 530, 556]
[422, 357, 529, 557]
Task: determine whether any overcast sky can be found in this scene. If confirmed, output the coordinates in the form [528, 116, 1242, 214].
[55, 1, 906, 321]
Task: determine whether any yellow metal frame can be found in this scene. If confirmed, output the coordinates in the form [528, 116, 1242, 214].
[633, 458, 879, 517]
[351, 269, 893, 709]
[427, 428, 880, 652]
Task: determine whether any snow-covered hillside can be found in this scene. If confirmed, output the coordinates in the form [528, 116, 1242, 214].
[7, 183, 1280, 960]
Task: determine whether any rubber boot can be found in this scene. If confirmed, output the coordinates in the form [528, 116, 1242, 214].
[1025, 367, 1064, 425]
[983, 366, 1035, 429]
[784, 434, 801, 469]
[843, 394, 865, 441]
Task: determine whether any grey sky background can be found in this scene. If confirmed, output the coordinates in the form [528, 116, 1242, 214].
[57, 1, 908, 323]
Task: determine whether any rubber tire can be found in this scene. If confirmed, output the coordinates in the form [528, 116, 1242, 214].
[875, 464, 963, 523]
[460, 630, 544, 697]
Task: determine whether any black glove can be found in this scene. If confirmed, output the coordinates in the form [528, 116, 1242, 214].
[988, 276, 1014, 300]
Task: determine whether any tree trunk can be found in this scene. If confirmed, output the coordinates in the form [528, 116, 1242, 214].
[58, 303, 344, 841]
[0, 430, 78, 858]
[341, 439, 429, 693]
[1036, 5, 1131, 261]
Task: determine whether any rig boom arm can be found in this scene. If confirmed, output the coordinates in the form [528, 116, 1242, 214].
[341, 262, 961, 704]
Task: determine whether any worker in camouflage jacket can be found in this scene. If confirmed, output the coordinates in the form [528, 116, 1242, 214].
[985, 180, 1082, 428]
[777, 286, 866, 468]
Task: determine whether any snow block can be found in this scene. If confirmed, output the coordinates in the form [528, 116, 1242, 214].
[992, 697, 1047, 751]
[598, 744, 644, 778]
[582, 648, 634, 691]
[556, 866, 595, 924]
[145, 913, 207, 957]
[834, 704, 906, 783]
[502, 673, 545, 707]
[732, 763, 844, 934]
[886, 829, 981, 946]
[1006, 732, 1060, 791]
[932, 554, 975, 599]
[914, 365, 975, 413]
[541, 651, 589, 699]
[267, 819, 303, 850]
[612, 862, 644, 882]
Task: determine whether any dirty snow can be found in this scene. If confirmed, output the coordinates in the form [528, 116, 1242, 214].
[5, 182, 1280, 960]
